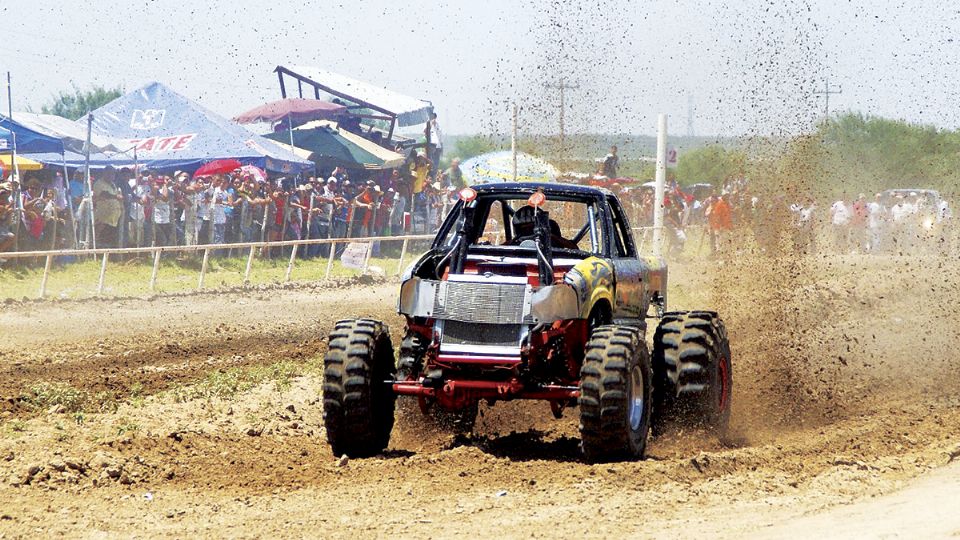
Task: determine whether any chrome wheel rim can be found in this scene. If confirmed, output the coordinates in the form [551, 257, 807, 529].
[628, 366, 645, 431]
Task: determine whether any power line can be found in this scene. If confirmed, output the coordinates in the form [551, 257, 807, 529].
[543, 78, 579, 155]
[813, 77, 842, 117]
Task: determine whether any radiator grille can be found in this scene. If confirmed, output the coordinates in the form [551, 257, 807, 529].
[432, 281, 528, 324]
[442, 321, 521, 347]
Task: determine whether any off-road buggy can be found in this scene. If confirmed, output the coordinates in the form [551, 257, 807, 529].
[322, 183, 732, 462]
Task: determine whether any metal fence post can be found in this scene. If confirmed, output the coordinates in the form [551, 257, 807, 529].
[38, 253, 53, 298]
[97, 253, 109, 295]
[396, 238, 409, 276]
[244, 245, 255, 285]
[198, 248, 210, 290]
[361, 241, 372, 274]
[149, 249, 161, 292]
[285, 242, 299, 282]
[325, 240, 336, 280]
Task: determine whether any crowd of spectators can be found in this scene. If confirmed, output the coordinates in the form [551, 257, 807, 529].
[4, 148, 955, 264]
[0, 145, 465, 261]
[615, 177, 954, 257]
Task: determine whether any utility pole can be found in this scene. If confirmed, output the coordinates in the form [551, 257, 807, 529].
[813, 77, 842, 117]
[511, 103, 518, 181]
[653, 114, 668, 257]
[686, 95, 695, 137]
[543, 78, 579, 157]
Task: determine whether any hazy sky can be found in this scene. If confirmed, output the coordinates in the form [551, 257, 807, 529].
[2, 0, 959, 137]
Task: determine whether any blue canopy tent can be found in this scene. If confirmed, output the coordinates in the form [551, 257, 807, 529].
[0, 126, 11, 176]
[67, 82, 313, 174]
[0, 119, 69, 249]
[0, 125, 11, 153]
[0, 116, 64, 154]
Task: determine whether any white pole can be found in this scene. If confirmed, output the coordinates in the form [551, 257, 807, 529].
[511, 103, 518, 181]
[84, 114, 97, 250]
[288, 112, 295, 148]
[653, 113, 667, 257]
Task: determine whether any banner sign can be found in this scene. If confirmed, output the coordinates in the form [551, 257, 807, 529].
[341, 242, 371, 270]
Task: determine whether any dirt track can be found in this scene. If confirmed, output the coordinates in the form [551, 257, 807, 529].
[1, 255, 959, 538]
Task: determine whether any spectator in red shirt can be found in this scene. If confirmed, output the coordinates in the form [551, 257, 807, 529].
[706, 194, 733, 255]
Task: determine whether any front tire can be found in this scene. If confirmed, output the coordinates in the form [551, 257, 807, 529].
[579, 325, 652, 462]
[323, 319, 397, 457]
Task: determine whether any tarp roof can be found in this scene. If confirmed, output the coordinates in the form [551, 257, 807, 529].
[0, 116, 64, 154]
[299, 121, 404, 168]
[264, 124, 401, 171]
[72, 82, 313, 174]
[233, 98, 346, 124]
[276, 65, 433, 127]
[8, 112, 123, 153]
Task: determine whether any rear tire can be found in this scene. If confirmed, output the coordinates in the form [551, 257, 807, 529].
[323, 319, 397, 457]
[579, 325, 652, 462]
[652, 311, 732, 434]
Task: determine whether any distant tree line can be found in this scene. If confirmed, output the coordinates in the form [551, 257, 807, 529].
[40, 84, 122, 120]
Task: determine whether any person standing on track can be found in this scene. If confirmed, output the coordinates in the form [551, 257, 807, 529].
[830, 197, 852, 253]
[867, 193, 885, 252]
[851, 193, 868, 252]
[706, 193, 733, 256]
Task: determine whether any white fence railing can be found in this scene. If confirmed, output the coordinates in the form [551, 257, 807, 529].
[3, 226, 658, 299]
[4, 234, 435, 298]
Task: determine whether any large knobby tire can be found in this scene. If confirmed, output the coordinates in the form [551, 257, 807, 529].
[323, 319, 397, 457]
[652, 311, 732, 434]
[579, 325, 652, 462]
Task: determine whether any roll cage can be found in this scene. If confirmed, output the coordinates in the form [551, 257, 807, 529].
[431, 187, 632, 259]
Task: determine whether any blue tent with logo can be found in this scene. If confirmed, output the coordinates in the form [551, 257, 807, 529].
[67, 82, 313, 174]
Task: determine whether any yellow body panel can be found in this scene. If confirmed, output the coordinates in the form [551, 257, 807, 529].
[569, 257, 616, 319]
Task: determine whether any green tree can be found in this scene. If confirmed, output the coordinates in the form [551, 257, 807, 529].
[676, 145, 747, 187]
[41, 85, 122, 120]
[452, 135, 499, 161]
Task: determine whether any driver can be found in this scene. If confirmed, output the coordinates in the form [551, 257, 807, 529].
[508, 205, 579, 249]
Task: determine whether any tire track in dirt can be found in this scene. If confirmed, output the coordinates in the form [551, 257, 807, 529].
[0, 283, 405, 418]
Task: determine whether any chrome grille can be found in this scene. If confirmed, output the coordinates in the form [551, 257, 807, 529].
[442, 321, 521, 347]
[432, 280, 528, 324]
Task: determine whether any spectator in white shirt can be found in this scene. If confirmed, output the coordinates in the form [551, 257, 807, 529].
[866, 194, 885, 252]
[830, 198, 852, 252]
[425, 112, 443, 175]
[152, 177, 174, 246]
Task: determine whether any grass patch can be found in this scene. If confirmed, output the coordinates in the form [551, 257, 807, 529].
[0, 243, 427, 300]
[20, 382, 118, 414]
[21, 382, 89, 413]
[114, 418, 140, 436]
[170, 360, 303, 403]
